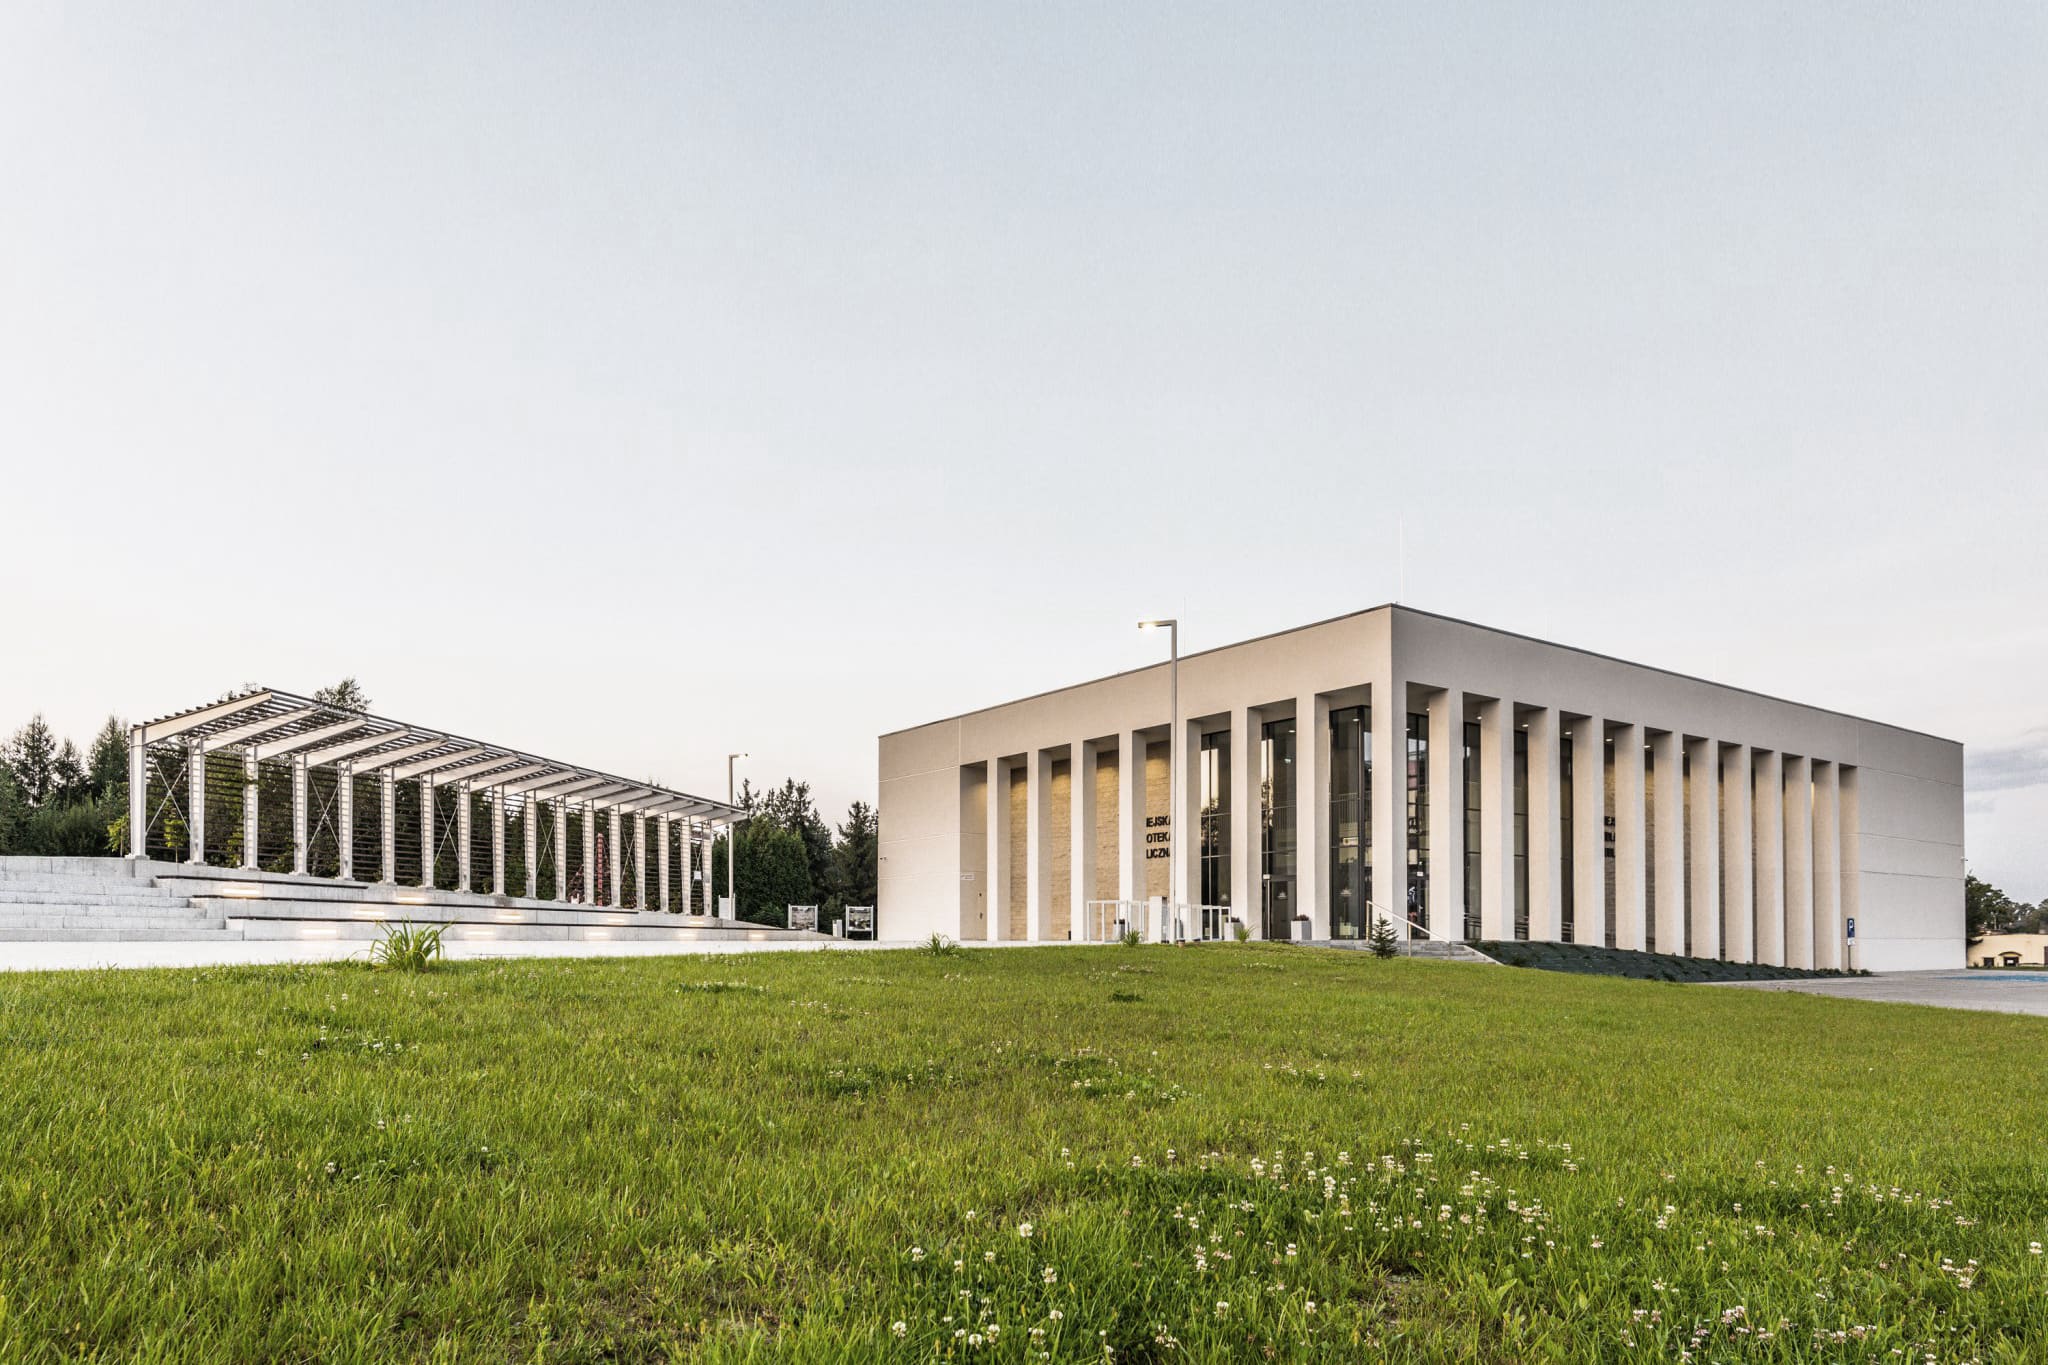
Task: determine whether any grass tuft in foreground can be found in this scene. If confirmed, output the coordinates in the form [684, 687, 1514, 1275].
[0, 945, 2043, 1361]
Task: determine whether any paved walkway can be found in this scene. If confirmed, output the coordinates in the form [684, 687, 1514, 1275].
[0, 937, 913, 973]
[1716, 970, 2048, 1017]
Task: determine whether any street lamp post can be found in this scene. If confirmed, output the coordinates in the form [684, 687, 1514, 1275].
[725, 752, 748, 920]
[1138, 619, 1178, 940]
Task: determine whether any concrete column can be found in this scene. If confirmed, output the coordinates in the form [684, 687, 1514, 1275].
[337, 764, 355, 880]
[1368, 662, 1409, 939]
[986, 759, 1010, 941]
[1813, 761, 1841, 970]
[455, 783, 473, 892]
[1298, 692, 1329, 940]
[1477, 700, 1516, 940]
[1426, 689, 1464, 940]
[1840, 766, 1861, 970]
[1783, 754, 1813, 969]
[1720, 745, 1754, 962]
[1526, 707, 1563, 942]
[379, 771, 396, 884]
[1230, 707, 1258, 935]
[419, 780, 435, 889]
[525, 799, 540, 899]
[1611, 724, 1645, 951]
[1024, 748, 1054, 942]
[291, 756, 310, 877]
[1754, 750, 1785, 966]
[491, 792, 507, 897]
[1071, 739, 1098, 942]
[657, 814, 672, 912]
[127, 728, 147, 859]
[1117, 731, 1146, 934]
[608, 807, 624, 909]
[1570, 717, 1605, 945]
[1686, 737, 1721, 961]
[1651, 731, 1685, 955]
[240, 750, 260, 870]
[553, 800, 569, 903]
[581, 801, 598, 904]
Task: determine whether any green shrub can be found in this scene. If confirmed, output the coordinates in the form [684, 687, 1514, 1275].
[368, 921, 444, 972]
[921, 933, 960, 957]
[1119, 929, 1143, 948]
[23, 801, 117, 857]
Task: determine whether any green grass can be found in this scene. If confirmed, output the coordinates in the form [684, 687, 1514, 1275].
[1, 946, 2044, 1362]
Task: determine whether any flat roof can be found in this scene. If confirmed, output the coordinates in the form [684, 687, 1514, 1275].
[880, 603, 1959, 747]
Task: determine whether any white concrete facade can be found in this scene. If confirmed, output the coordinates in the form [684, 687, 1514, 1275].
[877, 606, 1964, 970]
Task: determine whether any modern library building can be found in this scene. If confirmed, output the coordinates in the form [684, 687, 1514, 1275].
[876, 606, 1964, 971]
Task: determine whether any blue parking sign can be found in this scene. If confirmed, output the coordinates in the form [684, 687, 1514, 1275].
[1846, 916, 1856, 940]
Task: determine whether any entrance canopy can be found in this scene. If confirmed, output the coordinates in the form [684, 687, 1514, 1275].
[127, 688, 740, 911]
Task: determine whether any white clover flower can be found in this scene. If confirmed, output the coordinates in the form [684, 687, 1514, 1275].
[1048, 1309, 1064, 1322]
[891, 1321, 908, 1339]
[910, 1246, 925, 1261]
[1018, 1222, 1034, 1238]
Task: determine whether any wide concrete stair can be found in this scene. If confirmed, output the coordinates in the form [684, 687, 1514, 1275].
[0, 857, 831, 946]
[1315, 938, 1498, 964]
[0, 858, 234, 941]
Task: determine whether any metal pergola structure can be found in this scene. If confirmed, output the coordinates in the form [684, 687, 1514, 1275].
[126, 689, 741, 912]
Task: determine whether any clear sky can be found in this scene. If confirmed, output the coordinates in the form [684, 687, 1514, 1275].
[3, 4, 2044, 897]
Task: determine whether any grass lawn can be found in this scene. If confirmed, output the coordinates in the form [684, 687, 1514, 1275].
[2, 946, 2043, 1363]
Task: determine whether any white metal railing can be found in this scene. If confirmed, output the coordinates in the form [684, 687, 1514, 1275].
[1082, 900, 1140, 942]
[1081, 899, 1241, 943]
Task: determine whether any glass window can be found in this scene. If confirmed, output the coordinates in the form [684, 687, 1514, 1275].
[1560, 735, 1573, 942]
[1199, 730, 1231, 911]
[1407, 713, 1428, 933]
[1514, 729, 1529, 939]
[1464, 719, 1481, 940]
[1328, 705, 1371, 939]
[1261, 718, 1297, 940]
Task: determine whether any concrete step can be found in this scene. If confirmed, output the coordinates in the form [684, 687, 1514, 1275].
[229, 917, 819, 942]
[0, 888, 193, 906]
[0, 909, 227, 929]
[0, 927, 244, 942]
[0, 856, 155, 878]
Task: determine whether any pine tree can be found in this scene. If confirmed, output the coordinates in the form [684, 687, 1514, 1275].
[86, 717, 127, 803]
[0, 762, 25, 853]
[1368, 914, 1399, 959]
[830, 800, 879, 921]
[313, 678, 371, 712]
[5, 716, 60, 807]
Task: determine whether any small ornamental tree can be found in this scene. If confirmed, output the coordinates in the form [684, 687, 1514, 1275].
[1368, 914, 1399, 959]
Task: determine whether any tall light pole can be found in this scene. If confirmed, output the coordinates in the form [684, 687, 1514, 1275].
[725, 753, 748, 919]
[1138, 619, 1178, 938]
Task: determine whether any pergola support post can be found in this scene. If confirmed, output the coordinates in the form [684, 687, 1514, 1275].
[491, 791, 506, 896]
[185, 738, 207, 865]
[380, 771, 396, 883]
[523, 799, 539, 899]
[290, 755, 309, 876]
[608, 808, 624, 908]
[241, 750, 260, 870]
[457, 784, 474, 893]
[554, 800, 570, 902]
[337, 762, 355, 880]
[657, 814, 672, 911]
[127, 728, 147, 859]
[419, 780, 435, 889]
[633, 812, 648, 910]
[582, 802, 598, 903]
